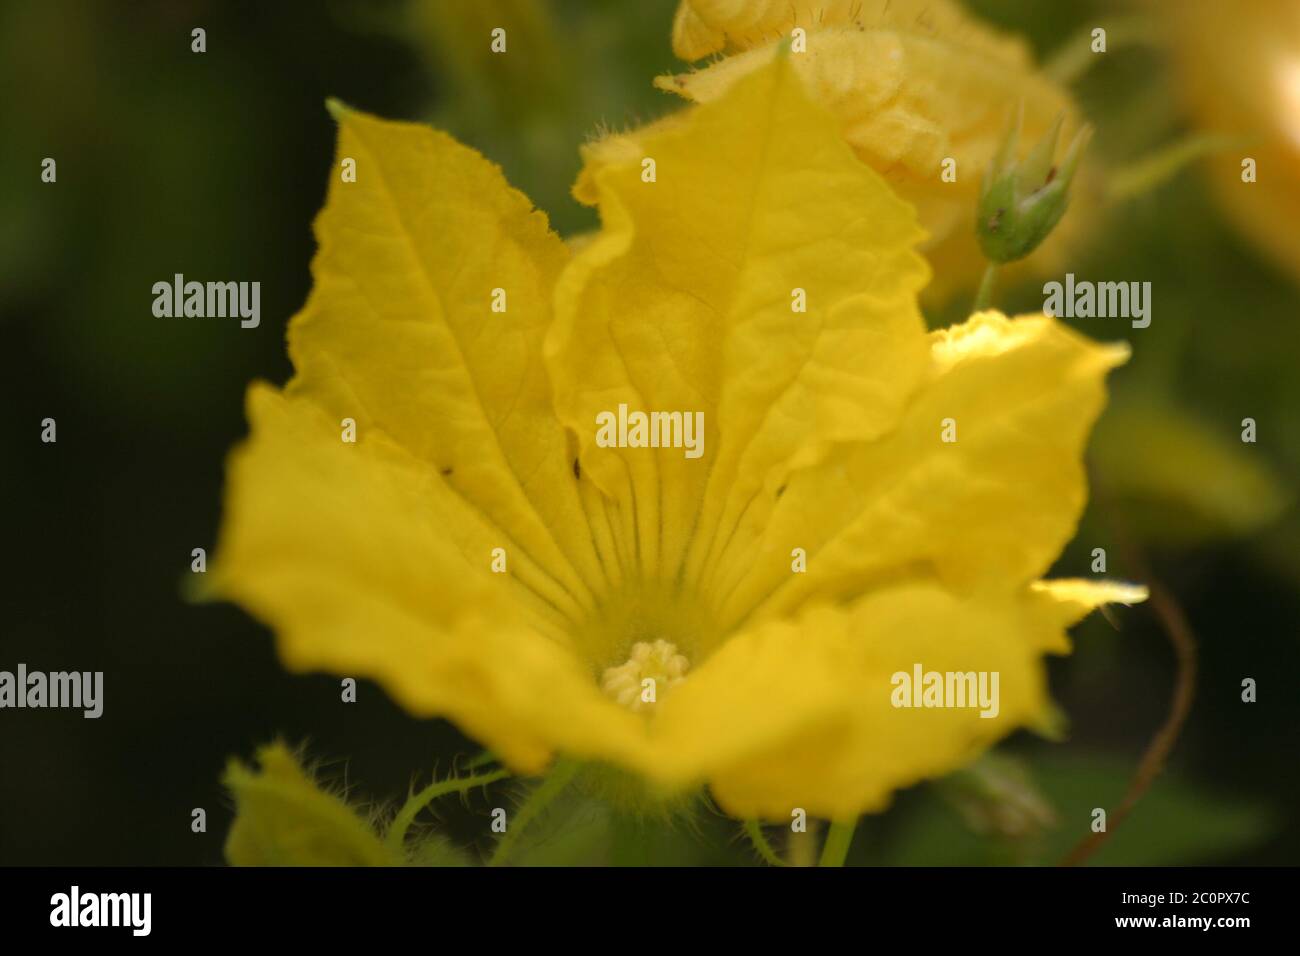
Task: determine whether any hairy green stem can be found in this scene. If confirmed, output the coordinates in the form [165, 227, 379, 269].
[487, 760, 580, 866]
[464, 749, 500, 770]
[743, 819, 789, 867]
[385, 767, 510, 855]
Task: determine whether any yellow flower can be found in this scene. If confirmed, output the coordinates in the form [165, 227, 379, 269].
[1169, 0, 1300, 283]
[209, 56, 1141, 821]
[583, 0, 1091, 304]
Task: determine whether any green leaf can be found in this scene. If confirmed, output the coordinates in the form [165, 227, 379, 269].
[1093, 401, 1289, 544]
[881, 753, 1274, 866]
[1032, 754, 1275, 866]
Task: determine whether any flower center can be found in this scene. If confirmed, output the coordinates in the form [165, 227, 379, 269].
[600, 639, 689, 712]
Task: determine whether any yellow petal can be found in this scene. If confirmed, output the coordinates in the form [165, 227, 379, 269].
[211, 387, 646, 774]
[716, 312, 1130, 630]
[651, 582, 1116, 820]
[656, 6, 1086, 302]
[1028, 579, 1150, 638]
[291, 103, 607, 616]
[548, 53, 930, 595]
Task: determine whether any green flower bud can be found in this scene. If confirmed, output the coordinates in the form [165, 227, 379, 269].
[223, 742, 396, 866]
[977, 104, 1092, 263]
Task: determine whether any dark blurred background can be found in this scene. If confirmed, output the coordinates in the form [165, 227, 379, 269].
[1, 0, 1295, 865]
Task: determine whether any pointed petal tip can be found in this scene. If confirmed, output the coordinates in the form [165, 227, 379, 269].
[653, 72, 684, 96]
[325, 97, 355, 122]
[1102, 338, 1134, 367]
[1093, 581, 1150, 605]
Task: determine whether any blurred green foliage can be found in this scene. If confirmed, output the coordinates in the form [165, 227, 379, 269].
[876, 754, 1273, 867]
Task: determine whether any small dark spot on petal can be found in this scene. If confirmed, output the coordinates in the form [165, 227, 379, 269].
[440, 466, 454, 477]
[776, 484, 787, 499]
[573, 458, 581, 479]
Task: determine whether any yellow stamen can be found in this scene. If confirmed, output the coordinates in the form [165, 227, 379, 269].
[600, 640, 689, 712]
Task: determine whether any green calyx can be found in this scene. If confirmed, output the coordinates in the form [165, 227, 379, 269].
[977, 104, 1092, 263]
